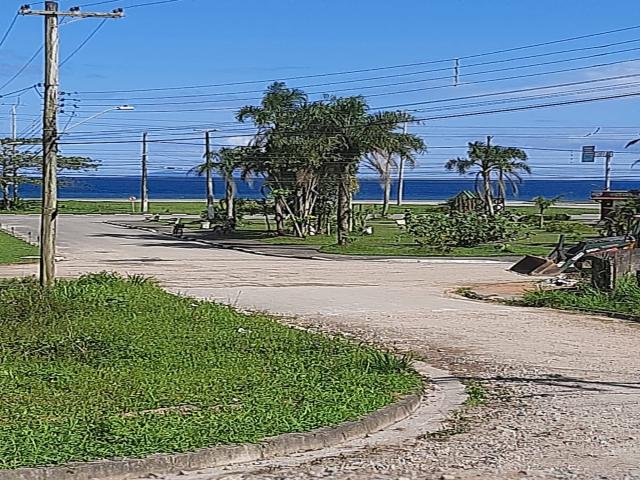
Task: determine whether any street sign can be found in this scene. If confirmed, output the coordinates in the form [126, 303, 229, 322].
[582, 145, 596, 163]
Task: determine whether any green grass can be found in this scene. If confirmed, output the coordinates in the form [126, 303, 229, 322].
[519, 275, 640, 316]
[0, 231, 38, 264]
[0, 273, 420, 470]
[258, 221, 596, 257]
[5, 201, 599, 217]
[7, 200, 208, 215]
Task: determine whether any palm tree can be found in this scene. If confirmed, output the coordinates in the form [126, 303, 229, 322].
[445, 142, 529, 215]
[493, 147, 531, 203]
[311, 98, 423, 244]
[533, 195, 561, 229]
[363, 150, 395, 216]
[217, 147, 245, 221]
[237, 82, 308, 235]
[190, 151, 218, 218]
[446, 141, 496, 215]
[363, 137, 423, 217]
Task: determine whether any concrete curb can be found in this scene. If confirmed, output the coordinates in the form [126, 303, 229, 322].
[0, 394, 422, 480]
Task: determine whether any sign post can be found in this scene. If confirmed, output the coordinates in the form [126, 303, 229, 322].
[582, 146, 614, 191]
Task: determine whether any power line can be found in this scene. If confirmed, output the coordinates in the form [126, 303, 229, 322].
[51, 88, 640, 146]
[0, 14, 19, 50]
[122, 0, 184, 8]
[65, 56, 640, 113]
[66, 37, 640, 101]
[419, 90, 640, 121]
[0, 84, 40, 99]
[0, 45, 44, 92]
[70, 23, 640, 94]
[60, 19, 107, 67]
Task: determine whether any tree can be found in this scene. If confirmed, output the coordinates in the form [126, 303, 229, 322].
[445, 142, 529, 215]
[190, 150, 218, 217]
[237, 82, 308, 236]
[493, 147, 531, 202]
[532, 195, 561, 229]
[0, 146, 98, 209]
[234, 83, 424, 244]
[364, 131, 424, 217]
[304, 98, 423, 244]
[217, 147, 246, 221]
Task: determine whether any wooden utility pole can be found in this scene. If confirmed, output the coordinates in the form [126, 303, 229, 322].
[485, 135, 495, 216]
[396, 123, 408, 206]
[204, 130, 215, 216]
[141, 132, 149, 213]
[39, 0, 60, 288]
[604, 151, 613, 191]
[10, 104, 18, 204]
[20, 2, 124, 287]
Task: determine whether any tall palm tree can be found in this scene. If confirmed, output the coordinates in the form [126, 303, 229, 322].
[190, 151, 218, 217]
[446, 141, 496, 215]
[493, 147, 531, 203]
[363, 150, 395, 216]
[364, 140, 423, 217]
[445, 142, 529, 215]
[217, 147, 245, 221]
[237, 82, 308, 235]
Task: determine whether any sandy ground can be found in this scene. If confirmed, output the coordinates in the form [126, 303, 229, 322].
[0, 215, 638, 480]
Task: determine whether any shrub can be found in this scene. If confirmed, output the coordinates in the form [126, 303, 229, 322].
[404, 211, 525, 250]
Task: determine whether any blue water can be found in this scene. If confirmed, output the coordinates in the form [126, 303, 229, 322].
[17, 176, 639, 201]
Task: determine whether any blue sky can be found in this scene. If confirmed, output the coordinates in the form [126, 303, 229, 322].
[1, 0, 640, 184]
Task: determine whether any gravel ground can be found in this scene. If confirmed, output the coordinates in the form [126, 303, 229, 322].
[1, 215, 639, 480]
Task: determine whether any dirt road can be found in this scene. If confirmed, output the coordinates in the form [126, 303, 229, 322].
[1, 215, 639, 480]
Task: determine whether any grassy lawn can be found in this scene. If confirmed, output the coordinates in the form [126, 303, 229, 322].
[5, 201, 598, 217]
[257, 220, 596, 257]
[7, 200, 208, 215]
[0, 273, 420, 470]
[0, 231, 38, 264]
[519, 275, 640, 316]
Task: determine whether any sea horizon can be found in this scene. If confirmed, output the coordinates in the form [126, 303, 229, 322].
[15, 176, 639, 202]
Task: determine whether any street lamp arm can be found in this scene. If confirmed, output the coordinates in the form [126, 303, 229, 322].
[62, 105, 134, 133]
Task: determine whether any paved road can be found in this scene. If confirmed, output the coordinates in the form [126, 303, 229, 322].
[1, 215, 639, 480]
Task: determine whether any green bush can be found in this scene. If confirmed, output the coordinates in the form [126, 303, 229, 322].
[404, 211, 525, 251]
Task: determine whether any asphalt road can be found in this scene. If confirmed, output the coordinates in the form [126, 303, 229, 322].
[1, 215, 639, 480]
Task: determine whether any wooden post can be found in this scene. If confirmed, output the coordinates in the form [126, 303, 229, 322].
[20, 2, 124, 287]
[205, 130, 215, 214]
[40, 0, 60, 288]
[396, 123, 407, 206]
[140, 132, 149, 213]
[484, 135, 495, 216]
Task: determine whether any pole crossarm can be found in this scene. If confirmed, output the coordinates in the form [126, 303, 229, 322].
[19, 6, 124, 18]
[20, 11, 124, 18]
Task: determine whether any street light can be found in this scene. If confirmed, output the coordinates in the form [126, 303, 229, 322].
[63, 104, 134, 132]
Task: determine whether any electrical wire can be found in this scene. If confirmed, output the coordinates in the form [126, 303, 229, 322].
[60, 19, 107, 67]
[0, 44, 44, 92]
[121, 0, 184, 9]
[67, 37, 640, 101]
[66, 56, 640, 114]
[0, 14, 19, 50]
[69, 22, 640, 94]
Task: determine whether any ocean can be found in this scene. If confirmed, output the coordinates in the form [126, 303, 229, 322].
[17, 176, 639, 202]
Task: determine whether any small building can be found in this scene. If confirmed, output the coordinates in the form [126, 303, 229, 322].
[591, 190, 640, 220]
[447, 191, 483, 213]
